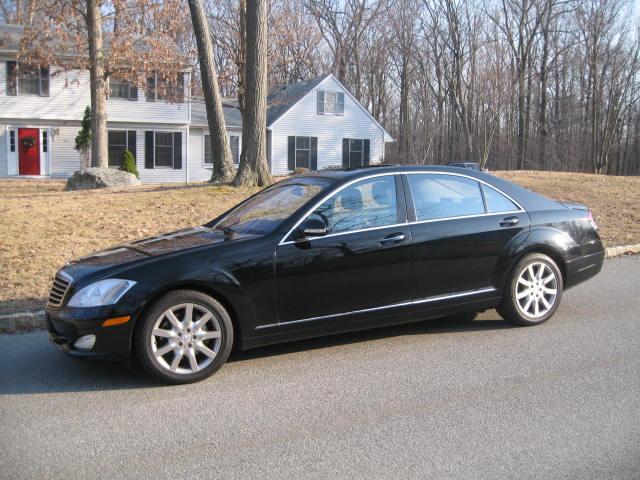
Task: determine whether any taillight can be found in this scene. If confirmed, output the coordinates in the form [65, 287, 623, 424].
[587, 211, 599, 231]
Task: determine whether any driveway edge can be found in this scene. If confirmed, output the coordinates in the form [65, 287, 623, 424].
[2, 243, 639, 334]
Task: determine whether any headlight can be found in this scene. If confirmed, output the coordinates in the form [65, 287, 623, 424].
[67, 279, 137, 308]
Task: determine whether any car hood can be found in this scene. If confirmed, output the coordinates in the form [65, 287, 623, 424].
[61, 226, 245, 280]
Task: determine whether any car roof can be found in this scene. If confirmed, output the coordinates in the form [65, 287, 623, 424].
[293, 165, 561, 212]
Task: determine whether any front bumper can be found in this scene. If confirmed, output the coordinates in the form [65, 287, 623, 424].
[46, 305, 136, 361]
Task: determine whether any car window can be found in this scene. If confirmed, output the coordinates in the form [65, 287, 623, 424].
[407, 174, 484, 221]
[311, 175, 399, 234]
[481, 184, 519, 213]
[216, 179, 331, 235]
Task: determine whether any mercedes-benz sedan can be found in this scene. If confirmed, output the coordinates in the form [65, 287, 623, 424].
[46, 166, 605, 383]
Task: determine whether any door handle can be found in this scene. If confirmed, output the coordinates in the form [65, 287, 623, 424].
[499, 216, 519, 227]
[380, 233, 405, 246]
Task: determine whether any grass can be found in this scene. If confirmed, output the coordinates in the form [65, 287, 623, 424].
[1, 171, 638, 314]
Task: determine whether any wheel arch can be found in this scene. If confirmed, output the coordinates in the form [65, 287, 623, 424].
[129, 282, 245, 354]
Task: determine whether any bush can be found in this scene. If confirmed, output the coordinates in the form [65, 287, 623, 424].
[120, 149, 139, 178]
[292, 167, 309, 175]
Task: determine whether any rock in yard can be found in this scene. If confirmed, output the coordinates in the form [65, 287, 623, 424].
[65, 167, 142, 190]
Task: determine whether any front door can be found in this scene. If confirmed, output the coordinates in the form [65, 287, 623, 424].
[18, 128, 41, 175]
[275, 174, 412, 324]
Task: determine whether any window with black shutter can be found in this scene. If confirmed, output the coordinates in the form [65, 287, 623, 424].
[287, 136, 318, 170]
[7, 62, 50, 96]
[108, 78, 138, 101]
[204, 134, 240, 165]
[342, 138, 370, 168]
[317, 91, 344, 116]
[108, 131, 127, 167]
[142, 131, 182, 168]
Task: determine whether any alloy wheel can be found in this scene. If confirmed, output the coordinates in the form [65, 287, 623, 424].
[515, 262, 558, 319]
[150, 303, 222, 374]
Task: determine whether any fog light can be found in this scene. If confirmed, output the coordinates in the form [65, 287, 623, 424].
[74, 335, 96, 350]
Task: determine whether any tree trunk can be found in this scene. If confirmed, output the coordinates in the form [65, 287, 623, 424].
[237, 0, 247, 113]
[188, 0, 235, 183]
[234, 0, 272, 187]
[87, 0, 107, 169]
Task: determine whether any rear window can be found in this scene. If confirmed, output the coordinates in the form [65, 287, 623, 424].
[407, 174, 484, 221]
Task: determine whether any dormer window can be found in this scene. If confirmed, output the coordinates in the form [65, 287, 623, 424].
[146, 72, 185, 103]
[108, 78, 138, 101]
[317, 90, 344, 116]
[6, 61, 49, 97]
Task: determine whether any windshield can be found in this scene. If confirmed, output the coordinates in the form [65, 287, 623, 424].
[214, 178, 333, 236]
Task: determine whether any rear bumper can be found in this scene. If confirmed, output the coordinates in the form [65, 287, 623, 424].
[565, 248, 605, 289]
[46, 306, 135, 361]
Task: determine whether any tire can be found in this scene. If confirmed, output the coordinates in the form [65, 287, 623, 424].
[135, 290, 234, 384]
[497, 253, 563, 326]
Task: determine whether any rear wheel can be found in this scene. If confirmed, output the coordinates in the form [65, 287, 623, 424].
[135, 290, 233, 384]
[497, 253, 563, 326]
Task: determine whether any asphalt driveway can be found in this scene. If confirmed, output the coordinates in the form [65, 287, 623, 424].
[1, 257, 639, 479]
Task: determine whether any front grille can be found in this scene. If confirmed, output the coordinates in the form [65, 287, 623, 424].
[48, 271, 72, 309]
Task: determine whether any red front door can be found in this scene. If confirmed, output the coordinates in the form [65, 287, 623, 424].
[18, 128, 41, 175]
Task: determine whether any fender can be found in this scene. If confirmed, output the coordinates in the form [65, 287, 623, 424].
[116, 251, 260, 352]
[497, 226, 579, 293]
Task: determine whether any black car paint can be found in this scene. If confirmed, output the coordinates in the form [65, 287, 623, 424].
[46, 166, 605, 359]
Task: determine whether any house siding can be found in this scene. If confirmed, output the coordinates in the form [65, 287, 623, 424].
[0, 59, 189, 125]
[187, 127, 242, 182]
[269, 76, 385, 175]
[49, 125, 83, 176]
[188, 128, 209, 182]
[0, 125, 7, 176]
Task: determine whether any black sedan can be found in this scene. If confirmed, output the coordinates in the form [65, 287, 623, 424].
[46, 166, 605, 384]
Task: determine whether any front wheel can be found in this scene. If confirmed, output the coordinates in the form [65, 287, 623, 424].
[497, 253, 563, 326]
[135, 290, 234, 384]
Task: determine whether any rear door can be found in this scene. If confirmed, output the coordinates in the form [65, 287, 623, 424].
[275, 174, 412, 324]
[404, 173, 530, 301]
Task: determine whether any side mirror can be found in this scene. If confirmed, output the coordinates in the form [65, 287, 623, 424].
[296, 217, 327, 240]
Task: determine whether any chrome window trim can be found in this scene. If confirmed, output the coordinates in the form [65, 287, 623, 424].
[257, 287, 497, 330]
[409, 210, 523, 227]
[278, 170, 525, 246]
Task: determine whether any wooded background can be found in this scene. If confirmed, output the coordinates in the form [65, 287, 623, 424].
[3, 0, 640, 175]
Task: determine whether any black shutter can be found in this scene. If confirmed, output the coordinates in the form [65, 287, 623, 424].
[40, 66, 50, 96]
[6, 61, 17, 96]
[317, 91, 324, 114]
[127, 130, 137, 160]
[176, 72, 185, 103]
[364, 139, 370, 165]
[145, 131, 154, 169]
[342, 138, 349, 168]
[173, 132, 182, 169]
[146, 75, 156, 102]
[129, 84, 138, 101]
[310, 137, 318, 170]
[288, 136, 295, 170]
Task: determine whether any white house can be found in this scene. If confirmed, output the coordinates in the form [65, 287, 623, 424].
[0, 23, 393, 183]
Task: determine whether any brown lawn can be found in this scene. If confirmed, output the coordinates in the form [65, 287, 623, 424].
[1, 171, 638, 314]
